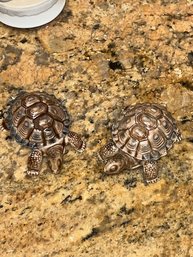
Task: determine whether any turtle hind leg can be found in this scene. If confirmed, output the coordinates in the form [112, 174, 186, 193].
[27, 149, 43, 176]
[142, 160, 159, 185]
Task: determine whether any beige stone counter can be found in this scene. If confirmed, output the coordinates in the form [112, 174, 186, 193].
[0, 0, 193, 256]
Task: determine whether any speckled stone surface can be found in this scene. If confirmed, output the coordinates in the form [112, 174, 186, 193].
[0, 1, 193, 256]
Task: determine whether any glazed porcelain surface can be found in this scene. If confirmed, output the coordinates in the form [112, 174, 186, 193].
[0, 0, 66, 28]
[0, 0, 58, 16]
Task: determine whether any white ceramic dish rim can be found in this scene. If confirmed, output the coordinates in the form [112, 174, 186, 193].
[0, 0, 66, 28]
[0, 0, 58, 16]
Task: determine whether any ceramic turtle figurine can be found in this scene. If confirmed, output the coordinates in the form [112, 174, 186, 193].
[0, 91, 85, 175]
[98, 103, 181, 184]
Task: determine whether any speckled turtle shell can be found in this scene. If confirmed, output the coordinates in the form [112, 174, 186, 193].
[112, 103, 180, 161]
[6, 91, 71, 148]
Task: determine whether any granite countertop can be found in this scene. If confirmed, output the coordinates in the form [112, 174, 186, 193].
[0, 0, 193, 256]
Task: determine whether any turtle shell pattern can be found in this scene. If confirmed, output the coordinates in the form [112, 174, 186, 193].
[6, 92, 71, 148]
[112, 103, 180, 161]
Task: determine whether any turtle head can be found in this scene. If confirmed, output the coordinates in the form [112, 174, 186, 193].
[98, 140, 128, 174]
[103, 153, 127, 175]
[46, 144, 63, 174]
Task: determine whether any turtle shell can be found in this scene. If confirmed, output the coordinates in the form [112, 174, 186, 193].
[6, 91, 71, 148]
[112, 103, 181, 161]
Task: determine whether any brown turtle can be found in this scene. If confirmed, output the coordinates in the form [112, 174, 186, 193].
[98, 103, 181, 184]
[0, 91, 85, 175]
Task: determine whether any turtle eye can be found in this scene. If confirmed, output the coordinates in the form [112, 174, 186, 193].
[108, 164, 119, 174]
[104, 158, 124, 175]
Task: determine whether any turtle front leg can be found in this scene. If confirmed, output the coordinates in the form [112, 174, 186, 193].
[98, 140, 119, 163]
[142, 160, 159, 185]
[27, 149, 43, 176]
[65, 131, 86, 152]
